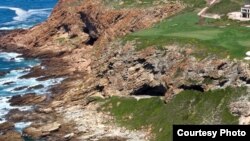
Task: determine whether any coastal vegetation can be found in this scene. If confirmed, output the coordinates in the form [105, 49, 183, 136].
[104, 0, 205, 9]
[100, 87, 247, 141]
[207, 0, 243, 15]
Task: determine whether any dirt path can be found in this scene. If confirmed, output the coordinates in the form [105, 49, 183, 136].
[198, 0, 220, 19]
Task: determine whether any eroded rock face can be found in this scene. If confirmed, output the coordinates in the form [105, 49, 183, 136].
[23, 127, 43, 139]
[9, 93, 46, 106]
[230, 102, 250, 117]
[230, 96, 250, 125]
[0, 122, 23, 141]
[88, 42, 250, 100]
[6, 109, 29, 122]
[0, 122, 14, 133]
[0, 131, 23, 141]
[0, 0, 184, 49]
[23, 122, 61, 139]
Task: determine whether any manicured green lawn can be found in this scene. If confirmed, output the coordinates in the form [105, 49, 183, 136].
[125, 12, 250, 59]
[103, 0, 205, 9]
[101, 87, 247, 141]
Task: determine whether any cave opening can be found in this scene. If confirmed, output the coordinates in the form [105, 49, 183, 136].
[95, 85, 104, 92]
[132, 84, 167, 96]
[179, 85, 204, 92]
[79, 12, 99, 45]
[85, 36, 98, 45]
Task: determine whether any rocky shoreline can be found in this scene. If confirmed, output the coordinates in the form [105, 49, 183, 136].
[0, 43, 152, 141]
[1, 0, 250, 140]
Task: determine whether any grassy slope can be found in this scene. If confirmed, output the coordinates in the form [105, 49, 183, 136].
[101, 87, 247, 141]
[125, 12, 250, 59]
[207, 0, 243, 15]
[104, 0, 205, 9]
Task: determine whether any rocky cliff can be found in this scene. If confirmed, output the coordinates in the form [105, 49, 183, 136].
[0, 0, 250, 140]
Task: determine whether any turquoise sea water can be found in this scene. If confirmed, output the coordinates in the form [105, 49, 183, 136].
[0, 0, 57, 30]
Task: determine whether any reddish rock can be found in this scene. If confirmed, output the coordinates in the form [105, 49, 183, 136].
[23, 127, 43, 139]
[23, 122, 61, 139]
[0, 131, 23, 141]
[6, 109, 28, 122]
[9, 93, 46, 106]
[0, 122, 14, 133]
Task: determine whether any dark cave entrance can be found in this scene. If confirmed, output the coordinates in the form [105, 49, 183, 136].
[79, 12, 99, 45]
[132, 84, 167, 96]
[179, 85, 204, 92]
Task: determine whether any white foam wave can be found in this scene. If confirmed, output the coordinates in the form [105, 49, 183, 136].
[0, 74, 64, 124]
[0, 68, 64, 94]
[0, 6, 52, 22]
[0, 52, 25, 64]
[0, 52, 21, 59]
[15, 122, 32, 132]
[0, 97, 32, 124]
[0, 25, 30, 30]
[0, 77, 64, 123]
[0, 26, 16, 30]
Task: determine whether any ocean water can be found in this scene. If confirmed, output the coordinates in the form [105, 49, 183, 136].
[0, 0, 59, 130]
[0, 53, 63, 125]
[0, 0, 57, 30]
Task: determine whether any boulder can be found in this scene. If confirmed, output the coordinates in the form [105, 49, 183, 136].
[230, 101, 250, 117]
[64, 133, 74, 140]
[0, 131, 23, 141]
[0, 122, 14, 133]
[6, 109, 29, 122]
[13, 86, 28, 91]
[27, 84, 44, 91]
[23, 122, 61, 139]
[0, 71, 7, 77]
[36, 107, 53, 114]
[40, 122, 61, 132]
[23, 127, 43, 139]
[3, 81, 15, 86]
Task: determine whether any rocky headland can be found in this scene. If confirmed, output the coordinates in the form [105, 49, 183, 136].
[0, 0, 250, 140]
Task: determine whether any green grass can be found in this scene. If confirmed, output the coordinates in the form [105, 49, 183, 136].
[207, 0, 243, 15]
[103, 0, 205, 9]
[165, 30, 222, 40]
[125, 12, 250, 59]
[101, 87, 247, 141]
